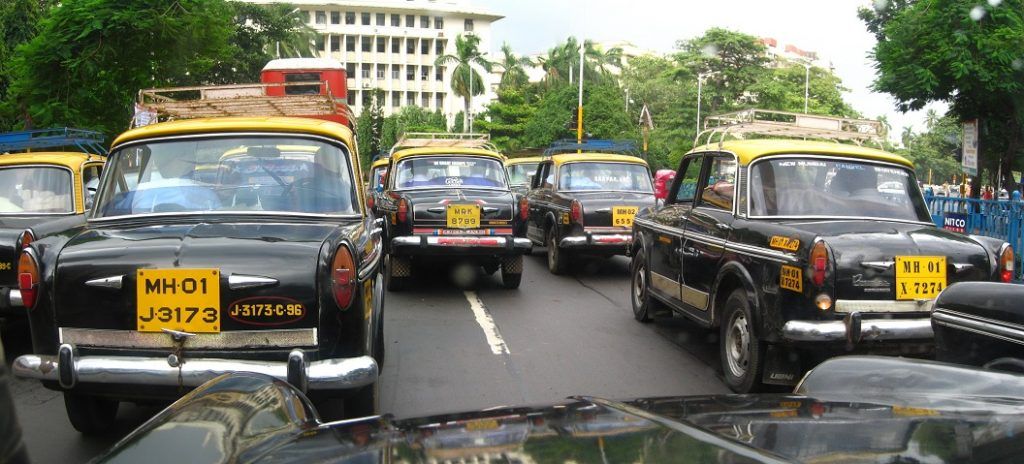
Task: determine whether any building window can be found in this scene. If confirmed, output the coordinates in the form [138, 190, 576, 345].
[406, 14, 414, 27]
[464, 19, 474, 31]
[330, 35, 340, 52]
[392, 91, 401, 107]
[436, 40, 446, 55]
[361, 36, 371, 52]
[345, 12, 355, 24]
[377, 65, 386, 79]
[435, 17, 444, 29]
[406, 65, 416, 81]
[435, 67, 444, 81]
[391, 38, 401, 53]
[420, 15, 430, 28]
[421, 39, 431, 55]
[406, 39, 416, 54]
[376, 37, 385, 53]
[392, 64, 401, 79]
[376, 13, 385, 26]
[407, 93, 415, 106]
[357, 12, 367, 25]
[391, 14, 400, 27]
[331, 11, 340, 24]
[345, 62, 356, 78]
[315, 34, 325, 51]
[348, 90, 357, 106]
[422, 93, 430, 107]
[315, 11, 326, 24]
[346, 35, 356, 52]
[436, 93, 444, 108]
[361, 64, 371, 79]
[421, 66, 430, 81]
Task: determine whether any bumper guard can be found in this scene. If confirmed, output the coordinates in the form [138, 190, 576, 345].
[392, 235, 532, 253]
[782, 312, 933, 347]
[559, 234, 632, 248]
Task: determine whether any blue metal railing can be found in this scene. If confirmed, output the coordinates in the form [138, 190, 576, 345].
[0, 128, 107, 156]
[924, 195, 1024, 280]
[542, 139, 641, 157]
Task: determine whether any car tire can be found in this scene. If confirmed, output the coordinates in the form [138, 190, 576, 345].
[630, 253, 653, 323]
[719, 289, 765, 394]
[546, 230, 570, 275]
[343, 382, 379, 419]
[501, 255, 523, 289]
[64, 393, 118, 435]
[385, 255, 409, 292]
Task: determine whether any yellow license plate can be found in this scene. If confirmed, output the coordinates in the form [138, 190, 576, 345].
[447, 204, 480, 229]
[613, 206, 639, 227]
[137, 269, 221, 333]
[465, 418, 499, 431]
[895, 256, 946, 300]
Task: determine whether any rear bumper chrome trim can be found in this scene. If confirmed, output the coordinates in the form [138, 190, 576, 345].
[782, 317, 933, 343]
[834, 299, 934, 313]
[13, 348, 376, 391]
[392, 235, 531, 252]
[58, 327, 317, 350]
[560, 234, 632, 247]
[8, 289, 21, 307]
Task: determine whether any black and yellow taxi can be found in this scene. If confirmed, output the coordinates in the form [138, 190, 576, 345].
[0, 129, 106, 317]
[505, 156, 542, 196]
[366, 156, 390, 216]
[12, 117, 384, 433]
[630, 138, 1012, 392]
[525, 153, 656, 274]
[378, 145, 531, 290]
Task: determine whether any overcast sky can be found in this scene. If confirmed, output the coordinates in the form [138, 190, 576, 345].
[474, 0, 947, 140]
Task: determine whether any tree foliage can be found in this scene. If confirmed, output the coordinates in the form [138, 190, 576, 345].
[476, 88, 534, 152]
[436, 34, 491, 121]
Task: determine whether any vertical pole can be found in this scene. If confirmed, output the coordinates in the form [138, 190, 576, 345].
[576, 44, 585, 148]
[468, 64, 474, 133]
[696, 76, 703, 135]
[804, 64, 810, 114]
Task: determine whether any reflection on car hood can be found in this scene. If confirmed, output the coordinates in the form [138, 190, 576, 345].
[93, 357, 1024, 464]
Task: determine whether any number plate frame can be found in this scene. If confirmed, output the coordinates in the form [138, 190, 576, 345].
[894, 256, 947, 301]
[137, 269, 221, 333]
[613, 206, 639, 227]
[446, 204, 481, 229]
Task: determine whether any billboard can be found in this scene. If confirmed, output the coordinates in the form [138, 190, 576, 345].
[963, 119, 978, 176]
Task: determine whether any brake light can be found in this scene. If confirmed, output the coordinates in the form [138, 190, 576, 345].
[18, 250, 40, 310]
[570, 200, 583, 224]
[810, 241, 828, 287]
[366, 195, 375, 210]
[397, 198, 409, 223]
[330, 246, 356, 310]
[518, 197, 529, 221]
[19, 230, 34, 250]
[999, 245, 1014, 283]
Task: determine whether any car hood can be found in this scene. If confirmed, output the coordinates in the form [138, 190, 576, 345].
[93, 357, 1024, 464]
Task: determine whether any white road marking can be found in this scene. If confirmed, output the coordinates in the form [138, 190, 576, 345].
[464, 291, 510, 355]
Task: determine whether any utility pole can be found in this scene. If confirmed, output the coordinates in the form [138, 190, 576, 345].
[576, 44, 585, 148]
[468, 64, 474, 133]
[696, 74, 705, 135]
[803, 63, 811, 114]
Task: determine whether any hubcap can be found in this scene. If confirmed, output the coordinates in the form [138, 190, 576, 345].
[548, 235, 557, 268]
[725, 312, 750, 378]
[632, 263, 645, 308]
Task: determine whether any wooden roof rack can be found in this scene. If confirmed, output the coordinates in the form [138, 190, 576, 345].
[695, 109, 884, 148]
[391, 132, 497, 153]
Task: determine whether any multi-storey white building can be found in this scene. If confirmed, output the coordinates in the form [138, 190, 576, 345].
[241, 0, 503, 121]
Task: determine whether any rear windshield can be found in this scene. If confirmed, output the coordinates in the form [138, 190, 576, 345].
[558, 162, 653, 192]
[0, 166, 73, 214]
[749, 157, 931, 222]
[394, 156, 507, 190]
[506, 162, 539, 185]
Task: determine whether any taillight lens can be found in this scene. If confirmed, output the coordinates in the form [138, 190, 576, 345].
[397, 198, 409, 223]
[366, 195, 375, 210]
[810, 241, 828, 287]
[19, 230, 34, 250]
[570, 200, 583, 224]
[331, 246, 356, 310]
[999, 245, 1014, 283]
[18, 250, 40, 310]
[518, 197, 529, 221]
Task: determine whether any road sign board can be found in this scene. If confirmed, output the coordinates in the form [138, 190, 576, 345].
[963, 120, 978, 176]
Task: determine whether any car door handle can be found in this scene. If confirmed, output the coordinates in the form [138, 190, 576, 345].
[715, 223, 732, 231]
[680, 246, 700, 258]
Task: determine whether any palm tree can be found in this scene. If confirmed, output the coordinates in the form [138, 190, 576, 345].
[901, 125, 914, 148]
[435, 34, 492, 127]
[924, 109, 939, 130]
[497, 42, 530, 90]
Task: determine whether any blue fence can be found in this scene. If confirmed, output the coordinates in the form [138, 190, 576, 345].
[924, 195, 1024, 280]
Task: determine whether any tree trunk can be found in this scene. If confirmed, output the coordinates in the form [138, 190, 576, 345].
[1002, 111, 1022, 195]
[463, 95, 471, 131]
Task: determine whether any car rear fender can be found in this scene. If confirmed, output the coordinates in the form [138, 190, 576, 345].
[711, 261, 766, 337]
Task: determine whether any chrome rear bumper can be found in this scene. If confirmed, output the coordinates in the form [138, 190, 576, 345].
[0, 288, 21, 312]
[782, 313, 933, 344]
[13, 344, 377, 393]
[559, 234, 632, 248]
[392, 235, 532, 253]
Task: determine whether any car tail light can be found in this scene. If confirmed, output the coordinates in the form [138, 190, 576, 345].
[18, 250, 40, 310]
[518, 197, 529, 221]
[999, 245, 1014, 283]
[397, 198, 409, 223]
[330, 246, 356, 310]
[570, 200, 583, 224]
[810, 241, 829, 287]
[366, 194, 375, 210]
[19, 230, 34, 250]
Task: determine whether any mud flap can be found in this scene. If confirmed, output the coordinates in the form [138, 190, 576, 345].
[762, 345, 801, 386]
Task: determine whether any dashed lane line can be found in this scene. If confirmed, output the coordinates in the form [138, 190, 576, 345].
[463, 291, 510, 356]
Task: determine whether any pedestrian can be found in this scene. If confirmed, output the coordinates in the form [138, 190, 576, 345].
[983, 186, 993, 200]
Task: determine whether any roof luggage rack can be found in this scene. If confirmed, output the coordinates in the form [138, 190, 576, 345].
[0, 127, 107, 155]
[541, 139, 642, 158]
[135, 81, 354, 127]
[695, 109, 884, 148]
[390, 132, 496, 153]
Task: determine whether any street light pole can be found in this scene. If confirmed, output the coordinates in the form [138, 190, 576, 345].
[803, 63, 811, 114]
[696, 74, 704, 135]
[468, 64, 474, 133]
[576, 44, 585, 146]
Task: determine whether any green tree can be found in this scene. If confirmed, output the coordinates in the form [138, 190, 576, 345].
[620, 55, 697, 169]
[0, 0, 56, 130]
[356, 88, 384, 167]
[435, 34, 492, 123]
[497, 42, 530, 90]
[476, 88, 535, 151]
[859, 0, 1024, 193]
[210, 3, 315, 85]
[747, 64, 858, 117]
[534, 37, 622, 88]
[673, 27, 769, 114]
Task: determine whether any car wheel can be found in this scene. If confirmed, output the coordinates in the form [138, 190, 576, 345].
[630, 253, 653, 323]
[719, 289, 765, 393]
[501, 255, 523, 289]
[343, 382, 379, 419]
[385, 255, 409, 292]
[64, 393, 118, 435]
[546, 230, 569, 275]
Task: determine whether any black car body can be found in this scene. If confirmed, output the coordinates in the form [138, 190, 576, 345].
[630, 140, 1012, 392]
[92, 355, 1024, 463]
[933, 281, 1024, 372]
[377, 147, 531, 290]
[11, 117, 384, 433]
[525, 153, 656, 274]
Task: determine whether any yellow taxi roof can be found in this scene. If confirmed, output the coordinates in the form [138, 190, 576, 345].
[0, 152, 104, 169]
[371, 158, 390, 169]
[550, 153, 649, 167]
[505, 156, 543, 166]
[111, 117, 356, 149]
[390, 147, 505, 164]
[691, 139, 913, 168]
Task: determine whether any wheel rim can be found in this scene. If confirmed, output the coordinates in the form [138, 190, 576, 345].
[547, 234, 557, 268]
[632, 262, 645, 309]
[725, 311, 750, 379]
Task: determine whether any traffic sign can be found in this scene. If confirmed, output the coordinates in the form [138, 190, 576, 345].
[963, 119, 978, 176]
